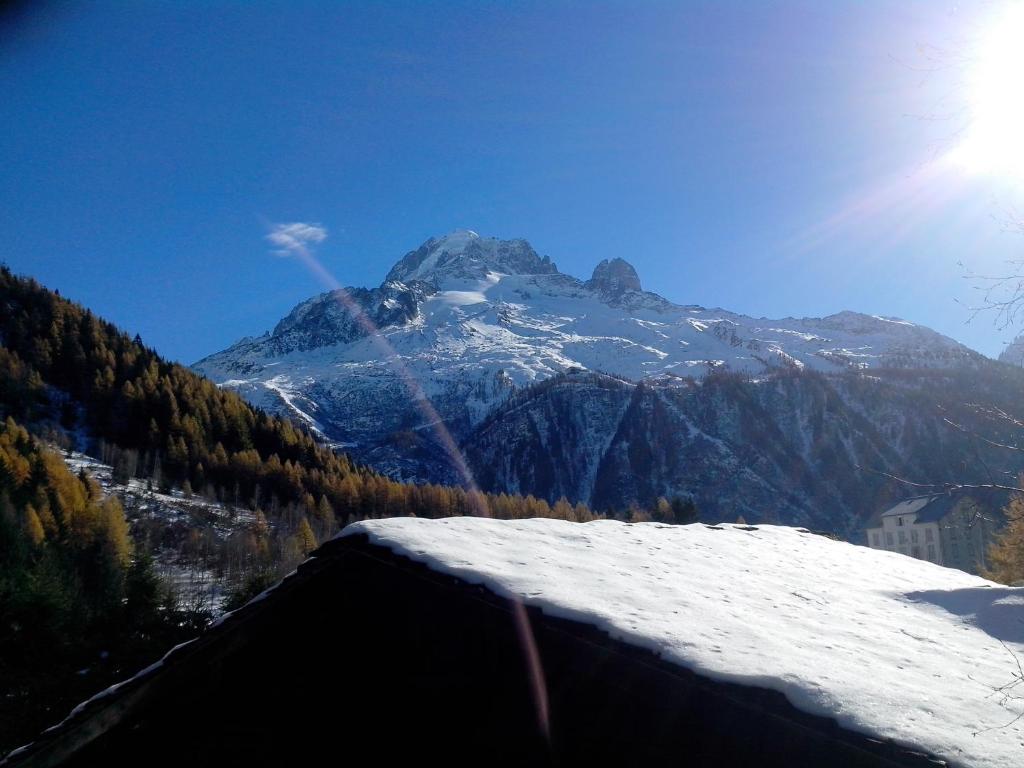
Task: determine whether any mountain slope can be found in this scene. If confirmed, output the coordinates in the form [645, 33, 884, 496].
[195, 230, 1006, 529]
[464, 366, 1024, 531]
[0, 263, 604, 755]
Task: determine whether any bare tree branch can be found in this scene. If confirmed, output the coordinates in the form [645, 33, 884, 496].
[972, 640, 1024, 736]
[960, 212, 1024, 334]
[855, 464, 1024, 496]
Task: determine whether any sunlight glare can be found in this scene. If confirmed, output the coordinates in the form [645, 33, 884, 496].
[951, 2, 1024, 178]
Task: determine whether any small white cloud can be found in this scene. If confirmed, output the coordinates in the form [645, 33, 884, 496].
[267, 222, 327, 257]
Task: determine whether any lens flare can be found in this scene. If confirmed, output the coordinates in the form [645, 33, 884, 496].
[950, 2, 1024, 178]
[279, 232, 552, 741]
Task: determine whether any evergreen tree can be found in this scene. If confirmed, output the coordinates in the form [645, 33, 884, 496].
[0, 416, 200, 753]
[670, 496, 698, 525]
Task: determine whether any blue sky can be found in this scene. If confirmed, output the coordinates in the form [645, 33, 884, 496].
[2, 0, 1023, 363]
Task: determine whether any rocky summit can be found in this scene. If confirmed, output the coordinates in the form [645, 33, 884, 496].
[194, 230, 1014, 532]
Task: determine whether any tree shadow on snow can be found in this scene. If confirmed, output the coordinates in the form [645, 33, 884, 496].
[904, 587, 1024, 645]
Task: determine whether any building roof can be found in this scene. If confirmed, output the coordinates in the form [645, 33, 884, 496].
[910, 495, 964, 524]
[878, 496, 938, 521]
[3, 523, 967, 768]
[877, 494, 962, 525]
[868, 493, 987, 528]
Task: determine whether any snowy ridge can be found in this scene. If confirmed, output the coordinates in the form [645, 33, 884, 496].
[344, 517, 1024, 768]
[194, 231, 981, 483]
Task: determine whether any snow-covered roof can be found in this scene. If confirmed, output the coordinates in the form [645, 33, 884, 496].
[872, 492, 996, 528]
[343, 517, 1024, 768]
[879, 496, 939, 520]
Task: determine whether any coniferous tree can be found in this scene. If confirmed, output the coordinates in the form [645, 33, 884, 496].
[985, 494, 1024, 584]
[670, 496, 698, 525]
[552, 497, 573, 520]
[654, 496, 672, 523]
[295, 516, 317, 556]
[0, 416, 203, 753]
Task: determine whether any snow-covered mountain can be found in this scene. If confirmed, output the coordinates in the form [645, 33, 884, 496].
[196, 229, 978, 426]
[195, 230, 1005, 528]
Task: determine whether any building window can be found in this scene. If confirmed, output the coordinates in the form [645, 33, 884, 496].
[871, 533, 881, 547]
[898, 517, 904, 526]
[925, 528, 934, 542]
[912, 546, 921, 558]
[885, 532, 894, 546]
[898, 530, 907, 545]
[927, 544, 937, 561]
[911, 530, 919, 543]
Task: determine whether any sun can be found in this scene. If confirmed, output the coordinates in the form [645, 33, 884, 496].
[950, 2, 1024, 179]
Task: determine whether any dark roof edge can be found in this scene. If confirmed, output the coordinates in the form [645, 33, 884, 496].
[3, 532, 954, 768]
[0, 536, 352, 767]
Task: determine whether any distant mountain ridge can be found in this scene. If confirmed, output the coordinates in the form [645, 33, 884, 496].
[195, 230, 1014, 531]
[197, 228, 980, 392]
[999, 332, 1024, 367]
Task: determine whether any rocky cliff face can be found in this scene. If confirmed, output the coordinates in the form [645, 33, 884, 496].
[586, 257, 643, 296]
[463, 367, 1024, 532]
[194, 230, 1012, 533]
[384, 229, 559, 284]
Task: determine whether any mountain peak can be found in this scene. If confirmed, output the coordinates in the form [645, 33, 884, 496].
[442, 227, 479, 239]
[999, 332, 1024, 367]
[384, 231, 558, 285]
[428, 229, 480, 253]
[587, 257, 641, 295]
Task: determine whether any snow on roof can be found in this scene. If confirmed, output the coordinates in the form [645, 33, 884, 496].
[873, 493, 993, 527]
[342, 518, 1024, 768]
[880, 496, 938, 519]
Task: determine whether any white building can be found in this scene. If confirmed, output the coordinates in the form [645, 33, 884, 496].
[864, 494, 998, 574]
